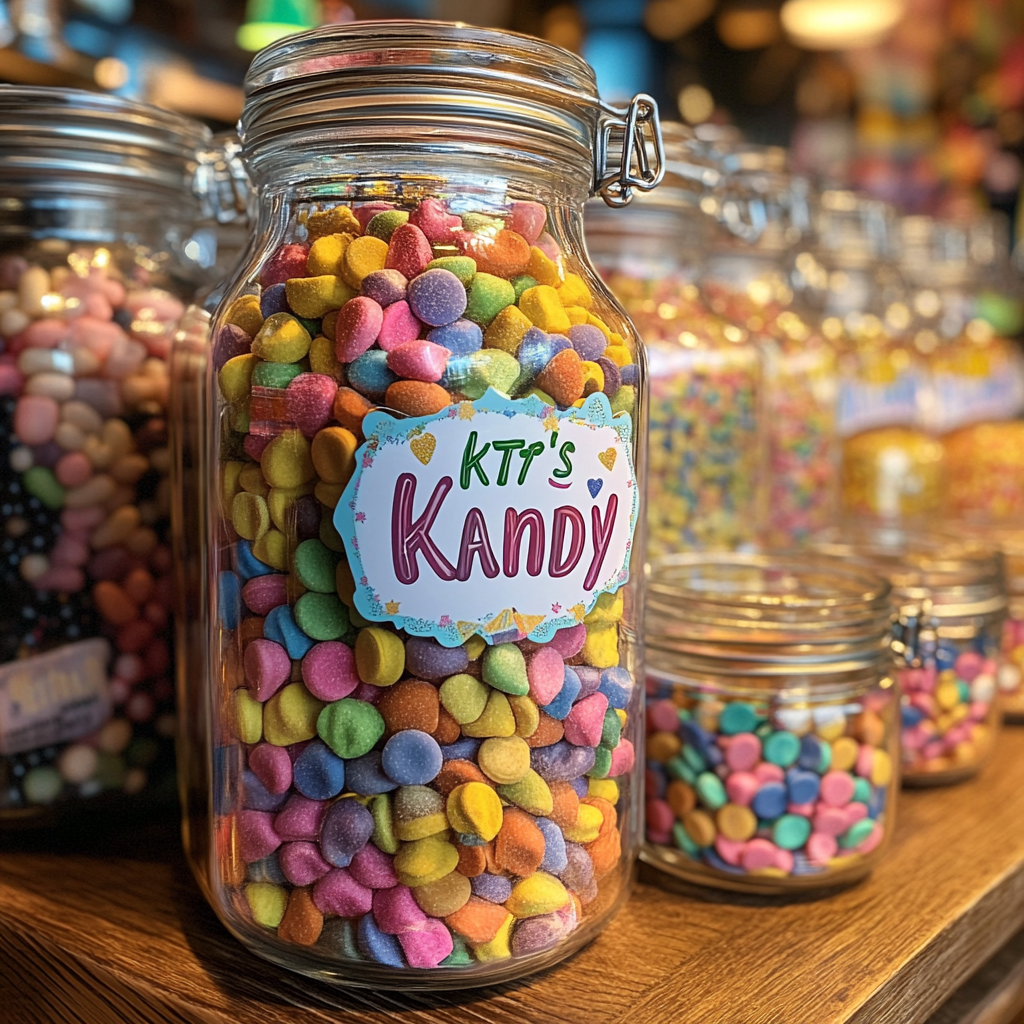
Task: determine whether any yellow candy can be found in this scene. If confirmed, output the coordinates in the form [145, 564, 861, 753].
[603, 344, 632, 367]
[305, 204, 360, 240]
[562, 802, 603, 844]
[646, 731, 681, 763]
[263, 683, 324, 746]
[354, 627, 405, 686]
[683, 809, 717, 847]
[461, 690, 516, 738]
[581, 622, 619, 668]
[314, 480, 345, 508]
[306, 232, 353, 276]
[261, 430, 315, 489]
[585, 589, 623, 625]
[464, 635, 486, 660]
[311, 426, 358, 486]
[219, 353, 257, 402]
[506, 872, 570, 918]
[232, 688, 263, 744]
[469, 912, 513, 961]
[252, 313, 312, 364]
[224, 294, 264, 336]
[221, 460, 244, 509]
[587, 778, 619, 803]
[439, 673, 489, 724]
[508, 694, 540, 737]
[580, 360, 605, 394]
[936, 679, 960, 711]
[340, 235, 389, 289]
[483, 305, 533, 355]
[308, 334, 342, 381]
[477, 735, 531, 784]
[229, 400, 250, 433]
[519, 285, 572, 334]
[871, 748, 892, 787]
[394, 835, 459, 886]
[526, 246, 561, 287]
[816, 716, 846, 743]
[717, 803, 757, 842]
[267, 483, 315, 533]
[694, 699, 723, 733]
[556, 273, 592, 310]
[245, 882, 287, 928]
[586, 313, 612, 340]
[615, 708, 627, 727]
[830, 736, 859, 773]
[285, 275, 356, 319]
[446, 781, 503, 840]
[252, 527, 289, 570]
[231, 491, 270, 541]
[526, 387, 555, 404]
[563, 305, 590, 325]
[238, 462, 269, 497]
[497, 769, 553, 816]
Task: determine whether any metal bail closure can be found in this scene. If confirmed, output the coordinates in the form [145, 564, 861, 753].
[194, 134, 253, 224]
[595, 94, 665, 208]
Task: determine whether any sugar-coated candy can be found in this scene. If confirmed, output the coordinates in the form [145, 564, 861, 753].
[407, 268, 467, 327]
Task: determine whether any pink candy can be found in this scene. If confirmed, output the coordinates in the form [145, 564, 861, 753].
[806, 832, 837, 866]
[563, 692, 609, 747]
[243, 638, 292, 702]
[723, 732, 761, 773]
[313, 868, 373, 917]
[376, 300, 422, 352]
[385, 223, 433, 280]
[238, 809, 282, 862]
[646, 699, 679, 734]
[510, 201, 547, 244]
[301, 641, 361, 702]
[249, 742, 293, 794]
[646, 798, 673, 834]
[740, 838, 777, 872]
[408, 198, 461, 244]
[528, 647, 565, 705]
[260, 244, 309, 288]
[608, 736, 635, 776]
[373, 885, 427, 934]
[279, 841, 333, 886]
[14, 394, 59, 445]
[286, 373, 337, 437]
[386, 340, 450, 382]
[335, 296, 383, 362]
[274, 794, 328, 842]
[353, 202, 394, 231]
[725, 771, 759, 806]
[549, 623, 586, 658]
[819, 770, 855, 808]
[349, 843, 399, 889]
[399, 919, 454, 968]
[242, 574, 288, 615]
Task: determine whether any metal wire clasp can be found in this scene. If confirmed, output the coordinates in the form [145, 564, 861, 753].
[595, 94, 665, 208]
[193, 133, 253, 224]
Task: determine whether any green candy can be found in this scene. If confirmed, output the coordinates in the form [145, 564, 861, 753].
[681, 744, 707, 774]
[601, 707, 621, 748]
[459, 350, 520, 399]
[366, 210, 410, 241]
[22, 466, 64, 510]
[587, 744, 612, 779]
[320, 918, 364, 960]
[370, 792, 398, 854]
[956, 680, 971, 703]
[441, 934, 473, 966]
[772, 813, 812, 851]
[461, 212, 504, 232]
[439, 673, 489, 724]
[481, 643, 530, 696]
[816, 742, 832, 773]
[427, 256, 476, 284]
[610, 384, 636, 416]
[317, 697, 385, 759]
[853, 777, 872, 804]
[296, 316, 321, 337]
[763, 730, 801, 768]
[666, 756, 697, 785]
[695, 771, 727, 810]
[252, 361, 303, 388]
[294, 591, 349, 640]
[464, 273, 515, 326]
[510, 274, 538, 301]
[22, 765, 62, 803]
[719, 701, 760, 736]
[672, 821, 700, 856]
[839, 818, 875, 849]
[293, 538, 339, 594]
[245, 882, 287, 928]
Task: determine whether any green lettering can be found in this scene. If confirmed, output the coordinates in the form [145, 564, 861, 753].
[460, 431, 491, 490]
[517, 441, 546, 485]
[553, 440, 575, 479]
[492, 439, 526, 486]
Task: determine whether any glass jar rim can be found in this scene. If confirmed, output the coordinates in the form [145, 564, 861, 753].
[0, 85, 210, 197]
[645, 553, 893, 677]
[946, 519, 1024, 606]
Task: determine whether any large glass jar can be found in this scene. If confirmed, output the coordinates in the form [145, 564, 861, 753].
[812, 526, 1006, 785]
[172, 22, 661, 987]
[0, 87, 212, 825]
[586, 127, 764, 555]
[644, 553, 897, 895]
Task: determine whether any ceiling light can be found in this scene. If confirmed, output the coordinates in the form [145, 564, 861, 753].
[717, 8, 780, 49]
[236, 0, 318, 52]
[780, 0, 904, 50]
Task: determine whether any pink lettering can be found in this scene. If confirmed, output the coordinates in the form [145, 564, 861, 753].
[584, 493, 618, 590]
[548, 506, 586, 579]
[391, 473, 457, 585]
[503, 508, 545, 578]
[456, 508, 500, 582]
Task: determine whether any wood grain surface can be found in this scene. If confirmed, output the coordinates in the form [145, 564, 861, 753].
[2, 728, 1023, 1024]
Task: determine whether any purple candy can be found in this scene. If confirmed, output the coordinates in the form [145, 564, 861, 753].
[530, 741, 596, 782]
[568, 323, 607, 362]
[511, 903, 576, 956]
[407, 268, 468, 327]
[569, 776, 589, 799]
[361, 269, 408, 308]
[470, 873, 513, 903]
[575, 666, 602, 700]
[596, 356, 621, 397]
[373, 885, 427, 934]
[536, 816, 568, 874]
[213, 323, 252, 370]
[441, 736, 481, 761]
[381, 730, 443, 786]
[242, 769, 289, 812]
[398, 919, 454, 968]
[320, 798, 375, 867]
[549, 623, 587, 658]
[404, 637, 469, 681]
[274, 793, 328, 842]
[558, 841, 594, 892]
[426, 318, 482, 356]
[260, 282, 290, 318]
[346, 749, 398, 796]
[620, 363, 638, 387]
[279, 840, 333, 886]
[313, 867, 374, 917]
[349, 843, 399, 889]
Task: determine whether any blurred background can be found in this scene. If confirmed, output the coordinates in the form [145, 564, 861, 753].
[2, 0, 1023, 228]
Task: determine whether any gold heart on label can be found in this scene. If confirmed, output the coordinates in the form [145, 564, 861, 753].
[410, 433, 436, 465]
[598, 447, 617, 472]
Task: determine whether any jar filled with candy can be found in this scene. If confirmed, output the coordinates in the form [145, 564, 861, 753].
[0, 87, 212, 825]
[812, 526, 1006, 785]
[172, 23, 660, 986]
[587, 125, 764, 555]
[644, 553, 898, 894]
[700, 146, 840, 548]
[797, 193, 942, 520]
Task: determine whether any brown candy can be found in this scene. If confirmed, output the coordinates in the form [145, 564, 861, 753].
[375, 679, 440, 737]
[493, 807, 545, 876]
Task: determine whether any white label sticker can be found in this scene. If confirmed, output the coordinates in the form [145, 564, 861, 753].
[0, 638, 112, 755]
[335, 390, 638, 647]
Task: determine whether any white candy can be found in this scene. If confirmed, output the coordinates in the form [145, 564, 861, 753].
[9, 446, 33, 472]
[19, 553, 49, 581]
[998, 661, 1022, 693]
[18, 265, 51, 316]
[25, 371, 75, 401]
[0, 307, 30, 337]
[17, 348, 74, 375]
[972, 673, 996, 704]
[60, 399, 103, 435]
[775, 707, 813, 735]
[58, 744, 98, 784]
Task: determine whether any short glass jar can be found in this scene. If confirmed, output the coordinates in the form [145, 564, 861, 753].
[0, 87, 212, 825]
[172, 22, 660, 987]
[812, 526, 1006, 785]
[644, 553, 898, 895]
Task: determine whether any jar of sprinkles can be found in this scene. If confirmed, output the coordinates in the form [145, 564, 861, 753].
[173, 22, 662, 987]
[644, 554, 898, 895]
[0, 87, 213, 824]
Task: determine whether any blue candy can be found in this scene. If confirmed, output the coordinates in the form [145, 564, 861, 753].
[542, 665, 582, 720]
[797, 734, 826, 771]
[620, 363, 638, 387]
[569, 775, 590, 798]
[293, 740, 347, 800]
[567, 323, 606, 362]
[345, 750, 398, 795]
[346, 349, 396, 398]
[427, 318, 482, 355]
[785, 768, 820, 805]
[536, 816, 569, 874]
[531, 741, 596, 782]
[357, 913, 405, 967]
[260, 282, 289, 318]
[234, 539, 273, 580]
[457, 831, 489, 846]
[441, 736, 482, 761]
[381, 729, 443, 786]
[263, 603, 315, 659]
[321, 799, 375, 868]
[515, 327, 554, 378]
[868, 785, 887, 820]
[471, 873, 514, 903]
[598, 666, 634, 710]
[751, 782, 787, 820]
[247, 852, 288, 884]
[407, 268, 467, 328]
[218, 571, 241, 630]
[901, 705, 925, 728]
[242, 768, 289, 812]
[702, 850, 744, 874]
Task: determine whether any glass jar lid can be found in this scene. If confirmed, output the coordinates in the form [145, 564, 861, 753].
[0, 85, 210, 198]
[239, 20, 663, 206]
[949, 520, 1024, 611]
[646, 553, 893, 677]
[810, 524, 1007, 618]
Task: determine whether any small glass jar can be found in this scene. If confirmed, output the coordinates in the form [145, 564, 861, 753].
[0, 87, 212, 825]
[644, 553, 898, 895]
[173, 22, 661, 987]
[812, 526, 1007, 785]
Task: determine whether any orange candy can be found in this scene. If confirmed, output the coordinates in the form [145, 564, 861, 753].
[435, 759, 492, 796]
[458, 229, 531, 279]
[455, 841, 487, 878]
[384, 381, 451, 417]
[332, 386, 374, 436]
[535, 348, 585, 407]
[525, 713, 564, 748]
[446, 895, 510, 942]
[92, 580, 138, 626]
[277, 888, 323, 946]
[585, 826, 621, 879]
[548, 780, 580, 830]
[493, 807, 546, 875]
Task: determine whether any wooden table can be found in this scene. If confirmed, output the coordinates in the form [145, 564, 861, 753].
[2, 729, 1023, 1024]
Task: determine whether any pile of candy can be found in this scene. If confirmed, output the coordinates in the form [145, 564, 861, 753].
[644, 686, 894, 886]
[0, 248, 180, 811]
[214, 197, 639, 969]
[944, 423, 1024, 520]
